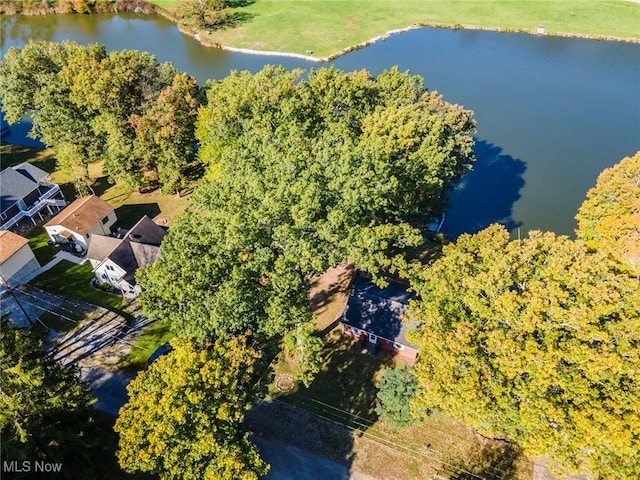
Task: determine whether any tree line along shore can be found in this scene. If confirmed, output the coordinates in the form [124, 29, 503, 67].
[1, 0, 639, 61]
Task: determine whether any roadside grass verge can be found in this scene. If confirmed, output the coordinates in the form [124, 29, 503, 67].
[271, 331, 532, 479]
[29, 260, 134, 322]
[150, 0, 640, 58]
[119, 318, 174, 372]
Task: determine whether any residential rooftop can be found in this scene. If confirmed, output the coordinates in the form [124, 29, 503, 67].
[45, 195, 114, 235]
[0, 230, 29, 264]
[343, 276, 419, 349]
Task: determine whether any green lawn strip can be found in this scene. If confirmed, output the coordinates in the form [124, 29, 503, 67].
[271, 331, 532, 478]
[119, 318, 174, 372]
[29, 260, 134, 322]
[150, 0, 640, 58]
[27, 226, 58, 265]
[274, 332, 387, 422]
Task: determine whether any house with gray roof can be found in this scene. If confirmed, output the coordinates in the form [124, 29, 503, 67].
[86, 215, 167, 298]
[341, 276, 419, 362]
[0, 163, 67, 231]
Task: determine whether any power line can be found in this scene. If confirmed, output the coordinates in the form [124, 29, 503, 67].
[267, 395, 494, 480]
[272, 395, 516, 480]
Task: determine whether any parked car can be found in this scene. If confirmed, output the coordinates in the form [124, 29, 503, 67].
[147, 342, 172, 366]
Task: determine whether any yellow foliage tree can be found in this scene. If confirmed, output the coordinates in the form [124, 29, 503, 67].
[576, 152, 640, 276]
[407, 224, 640, 478]
[114, 335, 269, 480]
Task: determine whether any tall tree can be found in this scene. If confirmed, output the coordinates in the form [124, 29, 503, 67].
[375, 363, 420, 431]
[62, 48, 178, 190]
[114, 335, 269, 480]
[139, 66, 475, 359]
[0, 319, 96, 471]
[178, 0, 230, 29]
[131, 72, 202, 195]
[576, 151, 640, 276]
[0, 41, 195, 193]
[0, 41, 105, 193]
[407, 224, 640, 478]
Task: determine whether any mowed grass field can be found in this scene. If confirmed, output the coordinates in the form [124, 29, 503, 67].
[151, 0, 640, 58]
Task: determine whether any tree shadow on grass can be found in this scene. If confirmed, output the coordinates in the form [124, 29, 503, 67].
[90, 175, 113, 198]
[246, 332, 390, 475]
[442, 139, 527, 239]
[309, 265, 354, 319]
[448, 441, 527, 480]
[115, 203, 161, 229]
[283, 332, 388, 423]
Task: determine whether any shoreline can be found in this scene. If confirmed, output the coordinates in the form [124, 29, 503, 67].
[174, 16, 640, 63]
[3, 3, 639, 63]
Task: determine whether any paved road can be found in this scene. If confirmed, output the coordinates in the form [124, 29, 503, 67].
[81, 365, 134, 417]
[252, 436, 375, 480]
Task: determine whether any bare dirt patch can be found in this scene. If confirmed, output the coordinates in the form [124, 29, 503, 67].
[309, 264, 354, 333]
[275, 374, 296, 392]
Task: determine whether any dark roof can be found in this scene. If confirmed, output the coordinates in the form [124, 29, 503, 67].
[0, 168, 39, 214]
[88, 216, 167, 286]
[13, 162, 49, 183]
[342, 276, 419, 350]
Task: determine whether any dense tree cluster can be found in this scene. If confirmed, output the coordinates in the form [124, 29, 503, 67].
[406, 224, 640, 478]
[576, 151, 640, 276]
[178, 0, 230, 29]
[138, 65, 476, 382]
[0, 319, 96, 473]
[375, 363, 420, 431]
[0, 40, 201, 194]
[114, 335, 269, 480]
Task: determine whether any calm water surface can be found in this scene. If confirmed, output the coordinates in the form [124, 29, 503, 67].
[2, 13, 639, 237]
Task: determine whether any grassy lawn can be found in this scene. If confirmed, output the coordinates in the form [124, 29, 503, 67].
[119, 319, 174, 372]
[27, 226, 58, 265]
[309, 264, 354, 333]
[29, 260, 134, 322]
[151, 0, 640, 58]
[2, 145, 189, 230]
[272, 331, 531, 479]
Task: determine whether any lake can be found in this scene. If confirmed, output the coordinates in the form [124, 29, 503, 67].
[1, 13, 639, 237]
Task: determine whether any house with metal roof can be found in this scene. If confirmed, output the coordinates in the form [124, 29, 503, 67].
[44, 195, 118, 252]
[341, 275, 420, 362]
[0, 163, 67, 231]
[86, 215, 167, 297]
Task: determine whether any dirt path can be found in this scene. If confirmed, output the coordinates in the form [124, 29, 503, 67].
[309, 264, 354, 333]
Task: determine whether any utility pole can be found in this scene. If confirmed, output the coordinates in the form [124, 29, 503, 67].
[0, 274, 34, 326]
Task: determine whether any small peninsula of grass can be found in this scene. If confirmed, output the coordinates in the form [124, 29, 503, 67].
[151, 0, 640, 59]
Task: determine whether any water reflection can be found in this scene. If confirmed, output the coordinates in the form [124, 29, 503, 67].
[1, 15, 58, 50]
[442, 140, 526, 239]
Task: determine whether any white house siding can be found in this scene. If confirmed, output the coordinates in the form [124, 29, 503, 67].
[89, 210, 118, 236]
[45, 210, 117, 251]
[44, 226, 90, 250]
[94, 259, 136, 295]
[0, 244, 40, 287]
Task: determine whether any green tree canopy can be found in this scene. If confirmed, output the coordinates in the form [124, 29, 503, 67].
[406, 224, 640, 478]
[138, 66, 475, 356]
[0, 319, 96, 469]
[114, 335, 269, 480]
[178, 0, 230, 29]
[576, 151, 640, 276]
[375, 363, 420, 431]
[0, 40, 201, 193]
